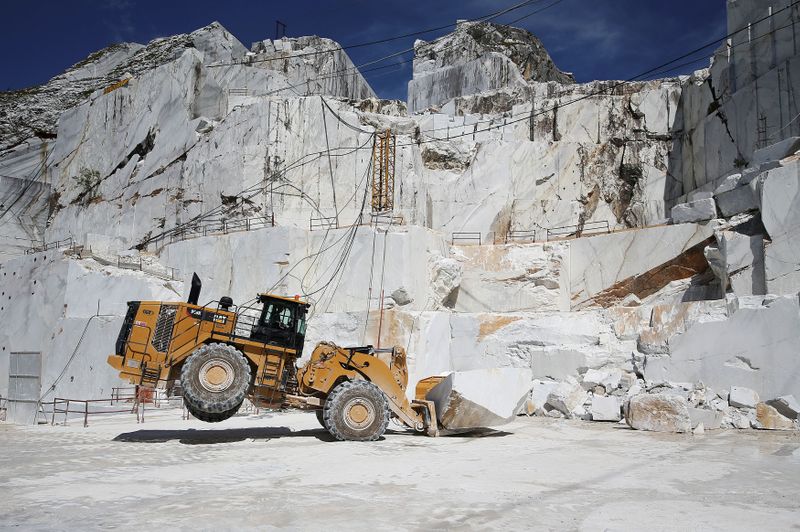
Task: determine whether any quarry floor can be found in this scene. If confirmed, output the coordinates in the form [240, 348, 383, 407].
[1, 409, 799, 531]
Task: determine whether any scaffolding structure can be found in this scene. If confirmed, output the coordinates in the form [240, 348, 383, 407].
[371, 129, 396, 213]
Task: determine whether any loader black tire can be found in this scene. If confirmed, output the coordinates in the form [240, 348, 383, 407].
[181, 343, 251, 415]
[323, 380, 389, 441]
[185, 399, 241, 423]
[315, 409, 329, 430]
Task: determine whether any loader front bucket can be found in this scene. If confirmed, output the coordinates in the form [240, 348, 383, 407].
[419, 368, 532, 431]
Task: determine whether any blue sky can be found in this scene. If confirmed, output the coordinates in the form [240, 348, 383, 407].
[2, 0, 727, 99]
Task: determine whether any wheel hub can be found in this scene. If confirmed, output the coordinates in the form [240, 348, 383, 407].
[198, 358, 235, 392]
[343, 398, 375, 430]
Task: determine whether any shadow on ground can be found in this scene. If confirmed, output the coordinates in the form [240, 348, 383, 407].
[112, 425, 511, 445]
[113, 426, 338, 444]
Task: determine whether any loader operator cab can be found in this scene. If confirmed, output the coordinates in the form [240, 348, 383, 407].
[250, 294, 310, 352]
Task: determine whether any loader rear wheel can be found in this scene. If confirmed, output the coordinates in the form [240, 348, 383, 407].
[323, 380, 389, 441]
[181, 343, 251, 415]
[185, 399, 241, 423]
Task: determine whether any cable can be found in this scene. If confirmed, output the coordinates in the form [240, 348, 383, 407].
[400, 0, 800, 146]
[321, 97, 340, 223]
[207, 0, 546, 68]
[258, 0, 566, 99]
[0, 146, 53, 229]
[33, 306, 117, 422]
[139, 135, 376, 248]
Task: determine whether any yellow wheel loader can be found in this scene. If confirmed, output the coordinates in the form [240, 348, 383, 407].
[107, 274, 443, 441]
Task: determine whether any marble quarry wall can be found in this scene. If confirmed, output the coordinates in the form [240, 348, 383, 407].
[1, 1, 799, 431]
[670, 0, 800, 200]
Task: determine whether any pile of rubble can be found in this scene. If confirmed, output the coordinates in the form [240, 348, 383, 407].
[526, 369, 800, 433]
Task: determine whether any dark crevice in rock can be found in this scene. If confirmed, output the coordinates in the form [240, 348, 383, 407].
[114, 129, 156, 173]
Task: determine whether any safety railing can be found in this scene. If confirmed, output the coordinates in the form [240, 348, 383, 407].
[115, 257, 181, 281]
[145, 214, 275, 249]
[370, 212, 404, 226]
[110, 386, 168, 407]
[505, 230, 538, 243]
[310, 216, 338, 231]
[24, 237, 75, 255]
[451, 232, 482, 245]
[49, 397, 145, 427]
[546, 220, 610, 240]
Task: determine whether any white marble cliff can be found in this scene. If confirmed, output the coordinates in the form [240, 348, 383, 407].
[1, 0, 799, 431]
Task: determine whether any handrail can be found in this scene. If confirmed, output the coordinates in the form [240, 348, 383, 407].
[111, 386, 166, 407]
[24, 237, 75, 255]
[310, 216, 338, 231]
[451, 232, 482, 245]
[114, 257, 181, 280]
[506, 230, 538, 243]
[49, 397, 142, 427]
[370, 212, 403, 226]
[546, 220, 610, 240]
[145, 214, 275, 249]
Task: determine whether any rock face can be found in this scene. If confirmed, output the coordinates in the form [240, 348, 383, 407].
[645, 296, 800, 400]
[0, 254, 179, 403]
[759, 161, 800, 294]
[670, 0, 800, 200]
[408, 20, 573, 112]
[569, 223, 714, 309]
[625, 394, 692, 433]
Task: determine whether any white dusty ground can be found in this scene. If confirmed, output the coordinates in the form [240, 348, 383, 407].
[1, 409, 799, 531]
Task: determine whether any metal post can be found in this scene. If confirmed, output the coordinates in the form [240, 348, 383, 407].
[376, 289, 385, 349]
[84, 401, 89, 428]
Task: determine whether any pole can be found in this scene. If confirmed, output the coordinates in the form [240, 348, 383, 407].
[376, 289, 384, 349]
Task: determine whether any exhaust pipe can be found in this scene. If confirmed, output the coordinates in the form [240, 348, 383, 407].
[188, 273, 201, 305]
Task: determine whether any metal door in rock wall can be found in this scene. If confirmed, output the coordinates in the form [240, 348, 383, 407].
[7, 351, 41, 424]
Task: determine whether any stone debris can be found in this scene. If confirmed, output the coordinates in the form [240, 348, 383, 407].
[754, 403, 797, 431]
[670, 198, 716, 223]
[688, 407, 723, 430]
[625, 393, 692, 433]
[766, 396, 800, 421]
[582, 368, 630, 394]
[693, 422, 705, 435]
[546, 378, 588, 417]
[425, 368, 533, 430]
[751, 137, 800, 167]
[729, 386, 759, 409]
[590, 395, 621, 422]
[526, 379, 560, 415]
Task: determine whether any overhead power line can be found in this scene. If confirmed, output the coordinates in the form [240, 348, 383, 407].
[258, 0, 570, 99]
[208, 0, 548, 68]
[405, 0, 800, 144]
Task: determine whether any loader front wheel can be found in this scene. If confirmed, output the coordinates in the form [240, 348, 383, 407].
[181, 343, 251, 415]
[323, 380, 389, 441]
[315, 409, 328, 430]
